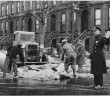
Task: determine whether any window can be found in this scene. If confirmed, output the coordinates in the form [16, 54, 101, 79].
[36, 1, 39, 9]
[12, 3, 14, 14]
[17, 2, 20, 13]
[6, 4, 8, 15]
[61, 13, 66, 31]
[95, 9, 101, 25]
[30, 1, 33, 10]
[109, 8, 110, 28]
[16, 20, 19, 31]
[22, 1, 25, 11]
[44, 3, 47, 8]
[45, 18, 47, 28]
[73, 12, 77, 31]
[36, 20, 39, 32]
[22, 19, 25, 31]
[73, 12, 76, 23]
[1, 22, 3, 35]
[1, 6, 4, 16]
[53, 1, 56, 5]
[5, 22, 8, 34]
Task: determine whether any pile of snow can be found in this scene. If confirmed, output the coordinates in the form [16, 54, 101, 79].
[0, 50, 6, 70]
[0, 51, 110, 81]
[106, 59, 110, 68]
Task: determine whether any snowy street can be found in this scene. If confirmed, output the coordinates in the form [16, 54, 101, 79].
[0, 51, 110, 95]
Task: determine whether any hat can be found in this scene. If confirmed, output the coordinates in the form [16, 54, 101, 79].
[62, 39, 67, 43]
[94, 27, 101, 31]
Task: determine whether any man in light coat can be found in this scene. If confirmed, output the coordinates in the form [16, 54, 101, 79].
[76, 39, 86, 73]
[61, 39, 76, 77]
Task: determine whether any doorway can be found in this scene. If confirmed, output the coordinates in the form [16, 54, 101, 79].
[10, 21, 13, 33]
[85, 38, 89, 52]
[28, 18, 32, 31]
[52, 39, 57, 48]
[81, 10, 89, 33]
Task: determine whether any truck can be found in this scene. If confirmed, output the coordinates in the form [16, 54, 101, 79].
[14, 31, 48, 66]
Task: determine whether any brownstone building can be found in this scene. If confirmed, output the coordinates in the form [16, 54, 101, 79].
[0, 1, 110, 51]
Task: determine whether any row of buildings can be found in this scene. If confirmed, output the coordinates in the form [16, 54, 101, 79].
[0, 1, 110, 52]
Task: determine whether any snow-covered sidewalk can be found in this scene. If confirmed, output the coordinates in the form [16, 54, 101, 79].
[0, 51, 110, 81]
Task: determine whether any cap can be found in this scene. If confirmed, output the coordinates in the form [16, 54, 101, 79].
[62, 39, 67, 43]
[94, 27, 101, 31]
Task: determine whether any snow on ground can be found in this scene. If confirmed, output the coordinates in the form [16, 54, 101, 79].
[0, 50, 6, 70]
[0, 50, 110, 80]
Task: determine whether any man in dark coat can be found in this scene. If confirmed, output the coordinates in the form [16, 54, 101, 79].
[76, 39, 86, 73]
[90, 27, 110, 89]
[9, 41, 24, 78]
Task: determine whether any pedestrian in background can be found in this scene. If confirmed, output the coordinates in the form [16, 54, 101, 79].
[56, 38, 63, 58]
[61, 39, 76, 77]
[90, 27, 110, 89]
[76, 39, 86, 73]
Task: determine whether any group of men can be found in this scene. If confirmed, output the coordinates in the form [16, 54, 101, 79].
[60, 26, 110, 89]
[59, 38, 85, 77]
[2, 26, 110, 89]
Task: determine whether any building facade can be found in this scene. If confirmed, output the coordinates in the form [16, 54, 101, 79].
[0, 1, 110, 51]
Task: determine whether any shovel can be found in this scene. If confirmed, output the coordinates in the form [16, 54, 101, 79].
[51, 61, 63, 72]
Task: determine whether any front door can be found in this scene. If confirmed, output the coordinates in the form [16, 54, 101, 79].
[81, 10, 89, 33]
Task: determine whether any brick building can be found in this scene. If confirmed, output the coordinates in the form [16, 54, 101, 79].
[0, 1, 110, 51]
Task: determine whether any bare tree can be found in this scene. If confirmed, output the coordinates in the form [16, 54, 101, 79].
[28, 1, 80, 47]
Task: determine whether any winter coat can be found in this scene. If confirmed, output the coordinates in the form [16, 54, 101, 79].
[76, 44, 86, 66]
[62, 43, 75, 56]
[62, 43, 76, 64]
[56, 43, 63, 54]
[9, 46, 24, 62]
[6, 46, 12, 56]
[90, 35, 109, 74]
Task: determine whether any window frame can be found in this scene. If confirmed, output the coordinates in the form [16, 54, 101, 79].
[94, 8, 101, 26]
[17, 2, 20, 13]
[22, 1, 25, 11]
[36, 1, 39, 9]
[61, 13, 66, 31]
[6, 4, 9, 15]
[1, 6, 4, 16]
[1, 22, 3, 35]
[12, 3, 14, 14]
[108, 7, 110, 28]
[5, 21, 8, 34]
[53, 1, 56, 5]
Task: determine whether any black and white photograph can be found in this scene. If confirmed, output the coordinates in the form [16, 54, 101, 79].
[0, 0, 110, 95]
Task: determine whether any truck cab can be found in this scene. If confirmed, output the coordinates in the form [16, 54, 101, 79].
[14, 31, 40, 62]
